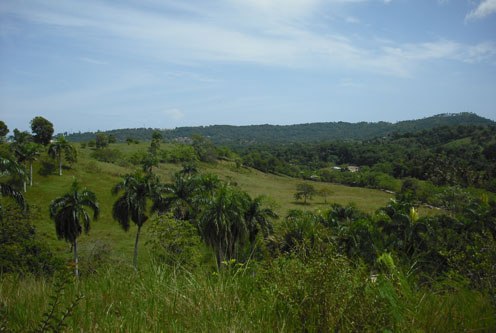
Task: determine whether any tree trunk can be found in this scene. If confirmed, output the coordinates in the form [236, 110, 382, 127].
[216, 242, 224, 271]
[23, 181, 26, 193]
[73, 239, 79, 277]
[133, 225, 141, 269]
[58, 152, 62, 176]
[29, 162, 33, 187]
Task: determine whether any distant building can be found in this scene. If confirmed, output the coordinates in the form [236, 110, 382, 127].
[174, 137, 193, 144]
[331, 166, 341, 171]
[347, 166, 359, 173]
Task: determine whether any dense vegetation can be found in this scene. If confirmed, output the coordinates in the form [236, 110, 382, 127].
[1, 116, 495, 331]
[65, 112, 494, 145]
[238, 124, 496, 195]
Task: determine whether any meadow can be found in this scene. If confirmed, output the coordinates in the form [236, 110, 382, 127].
[1, 141, 495, 332]
[22, 142, 397, 260]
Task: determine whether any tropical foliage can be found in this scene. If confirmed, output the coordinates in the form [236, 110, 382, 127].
[48, 136, 76, 176]
[1, 115, 496, 331]
[112, 171, 158, 268]
[49, 180, 99, 276]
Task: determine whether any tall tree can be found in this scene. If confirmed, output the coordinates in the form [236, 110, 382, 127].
[9, 130, 32, 192]
[140, 154, 158, 175]
[294, 183, 316, 204]
[49, 180, 99, 277]
[23, 143, 41, 187]
[0, 157, 27, 224]
[196, 183, 247, 269]
[242, 194, 277, 255]
[0, 121, 8, 143]
[179, 162, 199, 177]
[191, 134, 217, 163]
[95, 133, 108, 149]
[154, 173, 200, 220]
[112, 171, 157, 268]
[48, 136, 76, 176]
[30, 116, 54, 146]
[11, 142, 40, 191]
[10, 129, 32, 146]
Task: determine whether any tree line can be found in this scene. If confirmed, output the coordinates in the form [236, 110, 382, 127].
[64, 112, 494, 145]
[237, 124, 496, 193]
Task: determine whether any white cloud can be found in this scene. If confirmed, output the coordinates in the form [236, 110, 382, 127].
[466, 0, 496, 21]
[1, 0, 495, 78]
[345, 16, 360, 23]
[80, 57, 107, 65]
[163, 108, 184, 121]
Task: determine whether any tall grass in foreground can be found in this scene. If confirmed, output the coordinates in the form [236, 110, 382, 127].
[2, 249, 495, 332]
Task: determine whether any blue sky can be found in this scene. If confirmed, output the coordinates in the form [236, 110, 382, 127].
[1, 0, 495, 134]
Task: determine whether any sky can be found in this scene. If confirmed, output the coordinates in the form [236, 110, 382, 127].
[1, 0, 496, 134]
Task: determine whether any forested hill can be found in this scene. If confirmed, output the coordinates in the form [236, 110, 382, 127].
[65, 112, 494, 145]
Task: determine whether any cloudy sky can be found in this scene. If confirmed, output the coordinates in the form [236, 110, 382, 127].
[1, 0, 495, 133]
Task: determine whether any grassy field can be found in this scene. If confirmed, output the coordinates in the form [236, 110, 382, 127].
[2, 142, 495, 332]
[20, 142, 404, 265]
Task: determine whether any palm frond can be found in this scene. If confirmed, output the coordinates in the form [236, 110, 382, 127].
[0, 182, 27, 211]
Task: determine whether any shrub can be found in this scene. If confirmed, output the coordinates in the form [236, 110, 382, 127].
[146, 214, 204, 268]
[38, 156, 56, 176]
[90, 148, 123, 164]
[0, 206, 63, 276]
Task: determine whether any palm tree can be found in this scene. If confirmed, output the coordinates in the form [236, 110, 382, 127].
[242, 194, 277, 255]
[112, 171, 157, 268]
[196, 183, 247, 269]
[0, 157, 27, 223]
[179, 162, 199, 177]
[48, 136, 76, 176]
[141, 154, 158, 175]
[13, 142, 40, 190]
[154, 173, 201, 220]
[49, 180, 99, 277]
[197, 173, 220, 196]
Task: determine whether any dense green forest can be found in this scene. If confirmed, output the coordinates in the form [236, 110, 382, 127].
[65, 112, 494, 145]
[238, 124, 496, 194]
[1, 116, 496, 331]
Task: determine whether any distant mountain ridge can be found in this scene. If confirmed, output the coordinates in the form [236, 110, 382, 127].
[65, 112, 495, 145]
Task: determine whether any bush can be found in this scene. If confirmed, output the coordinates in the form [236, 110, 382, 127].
[78, 240, 116, 275]
[37, 156, 56, 176]
[90, 148, 123, 164]
[262, 247, 389, 331]
[0, 206, 63, 276]
[146, 215, 204, 268]
[165, 144, 197, 163]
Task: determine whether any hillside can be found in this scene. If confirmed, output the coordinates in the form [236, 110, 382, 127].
[65, 112, 495, 145]
[2, 131, 495, 332]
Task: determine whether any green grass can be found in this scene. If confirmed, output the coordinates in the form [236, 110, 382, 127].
[1, 254, 494, 332]
[21, 143, 404, 266]
[2, 143, 494, 331]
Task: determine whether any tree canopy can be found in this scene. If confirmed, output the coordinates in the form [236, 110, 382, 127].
[49, 180, 99, 276]
[30, 116, 54, 146]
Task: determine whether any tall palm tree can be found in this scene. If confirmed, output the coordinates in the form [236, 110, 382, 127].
[154, 173, 201, 220]
[112, 171, 157, 268]
[179, 162, 199, 177]
[242, 194, 277, 255]
[141, 154, 158, 175]
[48, 136, 76, 176]
[196, 183, 247, 269]
[0, 157, 27, 223]
[13, 142, 40, 190]
[197, 173, 220, 197]
[49, 180, 99, 277]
